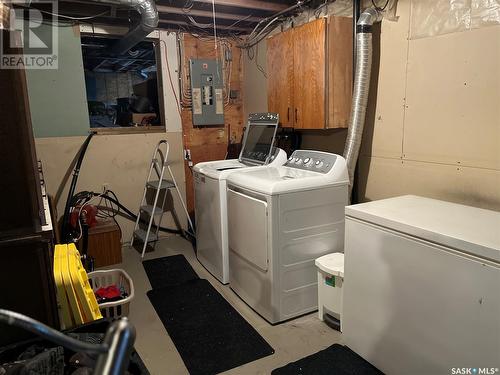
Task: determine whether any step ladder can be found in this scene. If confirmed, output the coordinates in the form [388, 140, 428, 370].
[131, 140, 193, 258]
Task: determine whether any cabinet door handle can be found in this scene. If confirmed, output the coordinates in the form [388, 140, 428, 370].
[287, 107, 290, 122]
[295, 108, 298, 124]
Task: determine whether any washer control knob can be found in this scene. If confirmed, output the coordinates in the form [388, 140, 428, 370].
[295, 158, 302, 164]
[315, 160, 324, 168]
[303, 157, 311, 164]
[288, 156, 293, 161]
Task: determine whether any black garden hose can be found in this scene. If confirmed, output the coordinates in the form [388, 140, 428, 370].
[61, 132, 95, 243]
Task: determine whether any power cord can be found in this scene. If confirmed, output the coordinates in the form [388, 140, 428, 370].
[70, 190, 187, 240]
[371, 0, 390, 11]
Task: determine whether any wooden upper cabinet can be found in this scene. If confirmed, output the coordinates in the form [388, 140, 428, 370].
[327, 16, 353, 129]
[293, 19, 326, 129]
[266, 16, 352, 129]
[267, 29, 294, 127]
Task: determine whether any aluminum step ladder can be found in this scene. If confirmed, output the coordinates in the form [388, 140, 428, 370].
[131, 140, 193, 258]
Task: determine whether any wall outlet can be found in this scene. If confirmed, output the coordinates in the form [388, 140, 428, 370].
[102, 182, 111, 192]
[184, 149, 192, 161]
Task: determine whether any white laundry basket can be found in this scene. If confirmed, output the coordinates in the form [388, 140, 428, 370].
[315, 253, 344, 329]
[88, 269, 134, 319]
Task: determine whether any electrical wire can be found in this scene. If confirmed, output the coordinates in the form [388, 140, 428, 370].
[211, 0, 218, 52]
[371, 0, 390, 11]
[187, 15, 214, 29]
[70, 190, 185, 237]
[159, 39, 182, 117]
[75, 192, 107, 241]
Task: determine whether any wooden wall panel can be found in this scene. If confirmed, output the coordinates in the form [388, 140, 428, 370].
[179, 34, 245, 214]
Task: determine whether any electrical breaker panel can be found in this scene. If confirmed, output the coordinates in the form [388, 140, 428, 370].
[189, 59, 224, 126]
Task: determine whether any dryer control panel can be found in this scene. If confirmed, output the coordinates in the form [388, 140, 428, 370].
[284, 150, 338, 174]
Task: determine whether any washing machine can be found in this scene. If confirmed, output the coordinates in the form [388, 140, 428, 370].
[194, 113, 287, 284]
[226, 150, 349, 323]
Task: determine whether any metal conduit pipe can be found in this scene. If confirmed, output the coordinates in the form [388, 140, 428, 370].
[91, 0, 159, 55]
[342, 7, 382, 200]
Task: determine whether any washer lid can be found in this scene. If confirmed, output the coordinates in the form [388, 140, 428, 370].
[193, 148, 288, 180]
[193, 159, 244, 178]
[345, 195, 500, 263]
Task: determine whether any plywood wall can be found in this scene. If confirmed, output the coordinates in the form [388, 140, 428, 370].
[179, 34, 245, 214]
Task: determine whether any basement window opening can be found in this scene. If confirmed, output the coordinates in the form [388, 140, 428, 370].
[81, 35, 164, 131]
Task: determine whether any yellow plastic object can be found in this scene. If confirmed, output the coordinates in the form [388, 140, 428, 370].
[53, 244, 102, 329]
[53, 245, 73, 329]
[55, 244, 84, 327]
[66, 243, 102, 322]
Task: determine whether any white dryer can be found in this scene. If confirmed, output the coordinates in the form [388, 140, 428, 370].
[226, 150, 349, 323]
[194, 113, 287, 284]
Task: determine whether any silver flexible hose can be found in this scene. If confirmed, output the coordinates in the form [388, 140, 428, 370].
[343, 7, 382, 200]
[91, 0, 159, 54]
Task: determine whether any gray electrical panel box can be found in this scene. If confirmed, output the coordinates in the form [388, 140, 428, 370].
[189, 59, 224, 126]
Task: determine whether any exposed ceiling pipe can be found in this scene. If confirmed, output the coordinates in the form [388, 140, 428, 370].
[90, 0, 158, 55]
[342, 7, 382, 200]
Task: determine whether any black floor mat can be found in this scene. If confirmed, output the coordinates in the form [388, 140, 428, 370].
[272, 344, 383, 375]
[142, 254, 199, 289]
[147, 278, 274, 375]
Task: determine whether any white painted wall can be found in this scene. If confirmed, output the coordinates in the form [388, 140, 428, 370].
[242, 41, 269, 120]
[32, 29, 188, 242]
[36, 132, 187, 241]
[358, 1, 500, 210]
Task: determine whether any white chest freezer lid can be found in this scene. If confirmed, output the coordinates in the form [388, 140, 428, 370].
[345, 195, 500, 262]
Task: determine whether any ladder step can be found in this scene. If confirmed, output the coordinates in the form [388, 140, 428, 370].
[140, 205, 164, 216]
[147, 179, 175, 190]
[133, 229, 158, 243]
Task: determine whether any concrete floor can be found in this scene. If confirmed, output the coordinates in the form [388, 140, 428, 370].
[115, 236, 343, 375]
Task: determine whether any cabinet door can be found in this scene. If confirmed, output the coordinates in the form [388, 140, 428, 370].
[293, 18, 326, 129]
[267, 29, 295, 127]
[327, 16, 353, 129]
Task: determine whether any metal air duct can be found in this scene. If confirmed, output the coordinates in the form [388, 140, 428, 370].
[92, 0, 159, 55]
[343, 7, 382, 200]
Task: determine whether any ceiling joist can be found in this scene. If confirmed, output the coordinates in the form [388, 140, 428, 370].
[156, 5, 263, 23]
[192, 0, 288, 12]
[158, 19, 251, 32]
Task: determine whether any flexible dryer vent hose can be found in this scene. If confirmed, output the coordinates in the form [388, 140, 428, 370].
[343, 7, 382, 200]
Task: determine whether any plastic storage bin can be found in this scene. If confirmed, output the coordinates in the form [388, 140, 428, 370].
[88, 269, 134, 319]
[315, 253, 344, 330]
